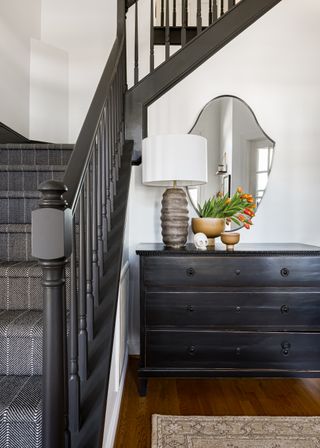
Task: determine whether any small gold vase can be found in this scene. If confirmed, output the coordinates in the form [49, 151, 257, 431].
[192, 218, 225, 246]
[221, 232, 240, 251]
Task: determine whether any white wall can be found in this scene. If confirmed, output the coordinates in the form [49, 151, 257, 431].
[102, 262, 130, 448]
[128, 0, 320, 353]
[41, 0, 117, 142]
[29, 39, 68, 142]
[0, 0, 41, 136]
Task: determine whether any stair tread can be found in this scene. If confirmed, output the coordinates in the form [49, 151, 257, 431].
[0, 260, 40, 272]
[0, 164, 66, 171]
[0, 375, 42, 444]
[0, 310, 43, 376]
[0, 310, 42, 337]
[0, 190, 40, 198]
[0, 224, 31, 233]
[0, 143, 73, 149]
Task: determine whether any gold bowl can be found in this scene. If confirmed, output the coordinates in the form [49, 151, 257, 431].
[192, 218, 225, 246]
[220, 232, 240, 251]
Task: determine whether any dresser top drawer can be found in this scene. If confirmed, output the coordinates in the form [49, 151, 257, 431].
[142, 256, 320, 288]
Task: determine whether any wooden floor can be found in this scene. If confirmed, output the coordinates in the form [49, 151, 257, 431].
[114, 357, 320, 448]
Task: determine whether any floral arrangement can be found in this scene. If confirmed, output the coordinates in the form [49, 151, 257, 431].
[197, 187, 256, 229]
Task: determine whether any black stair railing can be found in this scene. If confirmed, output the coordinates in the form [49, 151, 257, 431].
[31, 1, 127, 447]
[129, 0, 239, 86]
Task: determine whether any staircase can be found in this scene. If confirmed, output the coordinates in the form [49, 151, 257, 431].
[0, 143, 72, 447]
[0, 0, 283, 447]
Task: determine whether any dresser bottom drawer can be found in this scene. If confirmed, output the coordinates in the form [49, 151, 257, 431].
[145, 331, 320, 371]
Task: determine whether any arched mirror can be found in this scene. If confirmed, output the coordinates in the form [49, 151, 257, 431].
[187, 95, 275, 230]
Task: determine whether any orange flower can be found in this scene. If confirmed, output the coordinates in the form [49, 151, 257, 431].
[238, 214, 245, 222]
[247, 197, 254, 203]
[244, 208, 254, 217]
[237, 186, 243, 194]
[244, 222, 250, 229]
[225, 198, 231, 204]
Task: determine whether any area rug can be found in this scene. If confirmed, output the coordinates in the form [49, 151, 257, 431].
[152, 415, 320, 447]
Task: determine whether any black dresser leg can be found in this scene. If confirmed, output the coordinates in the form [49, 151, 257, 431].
[138, 378, 148, 396]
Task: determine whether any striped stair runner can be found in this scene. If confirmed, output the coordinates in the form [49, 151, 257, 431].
[0, 143, 72, 448]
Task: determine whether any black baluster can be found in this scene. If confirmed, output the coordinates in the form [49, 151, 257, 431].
[212, 0, 217, 22]
[106, 100, 112, 231]
[209, 0, 212, 24]
[165, 0, 170, 60]
[160, 0, 164, 25]
[111, 84, 118, 192]
[220, 0, 224, 16]
[116, 74, 121, 174]
[107, 97, 114, 216]
[186, 0, 189, 26]
[101, 110, 108, 252]
[181, 0, 187, 46]
[197, 0, 202, 34]
[172, 0, 176, 26]
[69, 217, 80, 432]
[86, 168, 94, 341]
[91, 142, 100, 306]
[134, 1, 139, 84]
[97, 127, 104, 273]
[31, 180, 71, 448]
[79, 188, 88, 381]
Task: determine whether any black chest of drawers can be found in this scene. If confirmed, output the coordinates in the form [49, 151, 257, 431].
[136, 243, 320, 395]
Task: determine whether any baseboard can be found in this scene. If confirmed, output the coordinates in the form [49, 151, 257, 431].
[128, 337, 140, 356]
[103, 348, 129, 448]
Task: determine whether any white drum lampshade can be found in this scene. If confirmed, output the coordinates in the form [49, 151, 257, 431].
[142, 134, 208, 248]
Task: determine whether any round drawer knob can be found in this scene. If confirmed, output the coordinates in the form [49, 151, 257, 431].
[281, 341, 291, 356]
[186, 305, 194, 312]
[186, 267, 195, 277]
[281, 304, 289, 314]
[280, 268, 290, 277]
[235, 269, 241, 276]
[236, 306, 241, 313]
[188, 345, 196, 356]
[236, 347, 241, 356]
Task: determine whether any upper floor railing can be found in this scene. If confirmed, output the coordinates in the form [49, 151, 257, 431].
[127, 0, 241, 86]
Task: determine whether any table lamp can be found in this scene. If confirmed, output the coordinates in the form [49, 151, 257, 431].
[142, 134, 207, 248]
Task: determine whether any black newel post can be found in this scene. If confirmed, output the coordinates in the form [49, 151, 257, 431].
[32, 180, 72, 448]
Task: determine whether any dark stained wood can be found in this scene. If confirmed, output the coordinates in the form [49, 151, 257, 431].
[145, 291, 320, 331]
[145, 331, 320, 371]
[137, 244, 320, 394]
[114, 357, 320, 448]
[142, 255, 320, 288]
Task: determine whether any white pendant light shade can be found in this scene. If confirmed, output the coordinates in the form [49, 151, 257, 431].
[142, 134, 208, 187]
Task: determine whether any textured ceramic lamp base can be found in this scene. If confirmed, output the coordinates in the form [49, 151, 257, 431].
[161, 188, 189, 248]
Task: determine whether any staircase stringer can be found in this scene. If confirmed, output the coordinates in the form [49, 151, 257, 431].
[125, 0, 282, 160]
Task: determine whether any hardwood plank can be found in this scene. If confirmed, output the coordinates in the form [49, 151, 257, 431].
[114, 357, 320, 448]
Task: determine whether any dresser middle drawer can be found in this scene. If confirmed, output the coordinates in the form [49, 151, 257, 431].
[145, 291, 320, 330]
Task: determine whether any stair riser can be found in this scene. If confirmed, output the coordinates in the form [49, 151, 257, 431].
[0, 170, 64, 191]
[0, 232, 31, 261]
[0, 266, 71, 310]
[0, 198, 38, 224]
[0, 148, 72, 165]
[0, 335, 42, 376]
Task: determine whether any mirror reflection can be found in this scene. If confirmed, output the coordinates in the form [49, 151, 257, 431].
[188, 96, 275, 229]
